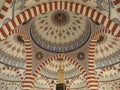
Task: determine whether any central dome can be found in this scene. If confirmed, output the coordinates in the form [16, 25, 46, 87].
[30, 10, 91, 53]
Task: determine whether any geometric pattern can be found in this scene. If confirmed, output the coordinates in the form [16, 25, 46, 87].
[30, 10, 91, 52]
[40, 60, 81, 79]
[95, 33, 120, 60]
[0, 0, 12, 19]
[0, 35, 26, 59]
[0, 1, 120, 90]
[0, 1, 120, 41]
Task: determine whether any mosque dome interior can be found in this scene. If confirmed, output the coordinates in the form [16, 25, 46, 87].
[0, 0, 120, 90]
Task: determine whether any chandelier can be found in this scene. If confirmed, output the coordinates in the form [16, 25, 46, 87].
[56, 60, 66, 90]
[56, 0, 66, 89]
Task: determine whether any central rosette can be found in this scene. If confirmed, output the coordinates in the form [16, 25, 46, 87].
[30, 10, 91, 53]
[52, 11, 69, 26]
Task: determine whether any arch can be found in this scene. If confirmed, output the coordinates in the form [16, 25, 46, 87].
[0, 0, 12, 19]
[9, 30, 33, 90]
[97, 67, 120, 80]
[87, 29, 111, 90]
[35, 76, 50, 85]
[0, 1, 120, 41]
[0, 67, 23, 81]
[70, 77, 87, 90]
[0, 1, 119, 90]
[33, 77, 50, 90]
[0, 29, 33, 90]
[33, 54, 88, 89]
[70, 77, 86, 85]
[113, 0, 120, 12]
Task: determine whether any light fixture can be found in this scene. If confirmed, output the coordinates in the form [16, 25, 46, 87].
[56, 60, 66, 90]
[56, 1, 66, 89]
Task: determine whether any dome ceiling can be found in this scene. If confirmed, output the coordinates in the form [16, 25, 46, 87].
[0, 0, 120, 90]
[0, 0, 5, 9]
[34, 77, 49, 90]
[0, 35, 26, 60]
[0, 35, 26, 69]
[30, 10, 91, 53]
[99, 70, 120, 82]
[71, 78, 86, 89]
[95, 33, 120, 60]
[40, 59, 81, 79]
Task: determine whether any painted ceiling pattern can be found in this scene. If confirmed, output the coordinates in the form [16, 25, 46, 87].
[31, 10, 91, 52]
[33, 77, 49, 90]
[0, 0, 120, 27]
[40, 60, 81, 79]
[95, 33, 120, 59]
[0, 0, 5, 9]
[0, 67, 24, 90]
[0, 0, 119, 90]
[0, 34, 26, 59]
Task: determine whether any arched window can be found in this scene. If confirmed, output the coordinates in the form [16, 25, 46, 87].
[102, 86, 105, 90]
[2, 73, 5, 79]
[11, 60, 17, 66]
[18, 61, 25, 68]
[105, 75, 109, 80]
[6, 74, 9, 80]
[103, 60, 109, 66]
[100, 75, 104, 81]
[15, 76, 19, 81]
[10, 75, 14, 81]
[111, 58, 116, 64]
[3, 57, 9, 64]
[96, 61, 102, 67]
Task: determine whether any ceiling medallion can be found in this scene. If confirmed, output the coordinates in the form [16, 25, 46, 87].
[16, 35, 24, 43]
[97, 35, 104, 43]
[77, 52, 85, 60]
[30, 10, 91, 53]
[52, 10, 69, 26]
[35, 52, 43, 60]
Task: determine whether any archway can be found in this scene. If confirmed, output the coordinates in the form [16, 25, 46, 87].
[0, 1, 120, 41]
[33, 54, 88, 90]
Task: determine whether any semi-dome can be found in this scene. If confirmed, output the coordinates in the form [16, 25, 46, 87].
[0, 0, 120, 90]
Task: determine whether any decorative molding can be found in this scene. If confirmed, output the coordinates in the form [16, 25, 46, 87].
[0, 1, 120, 41]
[0, 0, 12, 19]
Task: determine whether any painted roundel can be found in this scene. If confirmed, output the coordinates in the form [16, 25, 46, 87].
[30, 10, 91, 53]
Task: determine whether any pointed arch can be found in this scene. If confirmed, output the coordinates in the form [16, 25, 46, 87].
[0, 1, 120, 41]
[33, 77, 50, 90]
[87, 29, 111, 90]
[0, 67, 23, 81]
[0, 0, 12, 19]
[0, 29, 33, 90]
[113, 0, 120, 12]
[33, 54, 88, 89]
[97, 67, 120, 80]
[0, 1, 119, 90]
